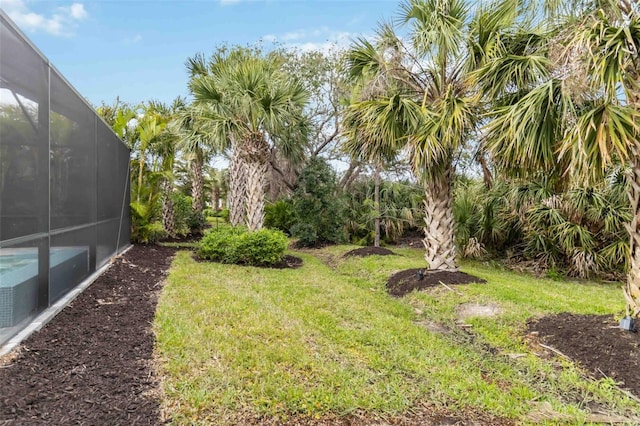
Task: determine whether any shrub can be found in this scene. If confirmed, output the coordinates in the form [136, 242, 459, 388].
[343, 179, 423, 244]
[219, 208, 230, 222]
[197, 226, 288, 266]
[203, 207, 217, 218]
[130, 201, 166, 243]
[172, 193, 193, 236]
[291, 157, 347, 247]
[264, 199, 296, 235]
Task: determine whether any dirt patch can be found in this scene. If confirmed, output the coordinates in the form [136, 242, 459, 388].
[417, 320, 451, 334]
[458, 303, 502, 320]
[270, 255, 304, 269]
[387, 269, 487, 297]
[192, 254, 303, 269]
[394, 236, 423, 248]
[528, 313, 640, 398]
[0, 244, 176, 425]
[159, 232, 203, 243]
[343, 247, 396, 258]
[234, 406, 513, 425]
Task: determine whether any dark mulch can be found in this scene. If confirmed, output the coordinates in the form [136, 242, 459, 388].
[0, 244, 176, 425]
[528, 313, 640, 398]
[394, 236, 424, 248]
[159, 232, 203, 243]
[291, 240, 335, 249]
[387, 269, 487, 297]
[192, 254, 303, 269]
[270, 254, 304, 269]
[343, 247, 396, 258]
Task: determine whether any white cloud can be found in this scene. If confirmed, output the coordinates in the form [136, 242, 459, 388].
[261, 27, 358, 53]
[281, 30, 305, 41]
[261, 34, 277, 43]
[1, 0, 88, 36]
[219, 0, 242, 4]
[69, 3, 87, 20]
[124, 34, 142, 45]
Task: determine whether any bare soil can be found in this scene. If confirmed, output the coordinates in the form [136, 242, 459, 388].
[343, 247, 396, 257]
[0, 245, 176, 425]
[192, 254, 303, 269]
[528, 313, 640, 398]
[387, 269, 487, 297]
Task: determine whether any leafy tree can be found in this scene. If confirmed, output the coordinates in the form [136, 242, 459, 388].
[291, 157, 347, 246]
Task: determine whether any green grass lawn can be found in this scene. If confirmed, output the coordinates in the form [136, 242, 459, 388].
[154, 245, 640, 424]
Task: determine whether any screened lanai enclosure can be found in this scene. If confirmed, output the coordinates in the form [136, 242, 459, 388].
[0, 11, 131, 346]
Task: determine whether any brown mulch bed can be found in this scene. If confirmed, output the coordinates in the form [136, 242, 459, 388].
[0, 244, 176, 425]
[159, 231, 203, 243]
[269, 255, 304, 269]
[192, 254, 303, 269]
[528, 313, 640, 398]
[387, 269, 487, 297]
[343, 247, 396, 258]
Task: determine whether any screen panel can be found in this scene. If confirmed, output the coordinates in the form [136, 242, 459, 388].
[50, 70, 96, 231]
[0, 16, 49, 242]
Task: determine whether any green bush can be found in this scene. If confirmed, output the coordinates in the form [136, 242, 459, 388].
[172, 193, 193, 236]
[291, 157, 347, 247]
[197, 226, 288, 266]
[219, 208, 230, 222]
[451, 173, 630, 279]
[264, 199, 296, 235]
[130, 200, 166, 243]
[203, 207, 217, 218]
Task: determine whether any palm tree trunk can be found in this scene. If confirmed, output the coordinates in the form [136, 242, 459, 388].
[191, 154, 205, 231]
[162, 179, 176, 237]
[374, 163, 381, 248]
[477, 152, 493, 189]
[191, 155, 204, 213]
[422, 165, 457, 271]
[625, 152, 640, 318]
[212, 186, 220, 211]
[137, 156, 145, 203]
[229, 141, 246, 226]
[243, 133, 269, 232]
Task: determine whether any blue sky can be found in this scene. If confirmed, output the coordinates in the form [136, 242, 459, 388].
[1, 0, 400, 107]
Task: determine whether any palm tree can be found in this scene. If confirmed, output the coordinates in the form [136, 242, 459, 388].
[480, 0, 640, 316]
[343, 32, 405, 248]
[152, 98, 188, 238]
[186, 47, 309, 231]
[135, 105, 167, 204]
[171, 102, 217, 231]
[205, 166, 227, 211]
[345, 0, 481, 271]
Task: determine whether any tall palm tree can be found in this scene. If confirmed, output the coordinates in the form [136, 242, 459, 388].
[205, 166, 227, 211]
[135, 105, 167, 204]
[186, 47, 309, 231]
[171, 103, 216, 231]
[481, 0, 640, 316]
[343, 32, 405, 248]
[153, 98, 187, 238]
[345, 0, 481, 271]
